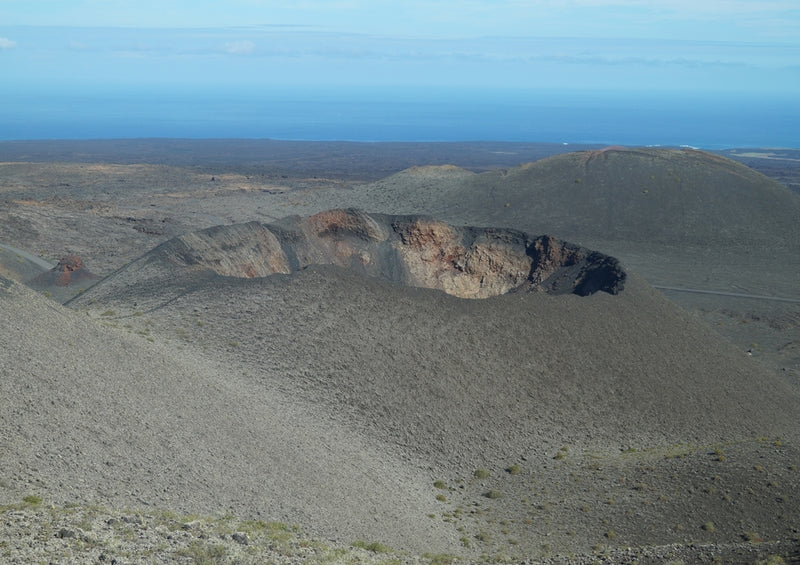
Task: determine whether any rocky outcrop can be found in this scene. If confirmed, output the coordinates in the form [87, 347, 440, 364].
[29, 255, 98, 288]
[153, 209, 626, 299]
[163, 222, 291, 279]
[26, 254, 100, 303]
[54, 255, 93, 286]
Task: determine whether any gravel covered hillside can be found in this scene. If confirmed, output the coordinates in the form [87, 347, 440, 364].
[2, 142, 800, 563]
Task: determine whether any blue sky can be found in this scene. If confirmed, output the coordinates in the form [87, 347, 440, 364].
[2, 0, 799, 41]
[2, 0, 799, 93]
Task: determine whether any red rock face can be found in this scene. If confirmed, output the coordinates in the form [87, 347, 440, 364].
[55, 256, 84, 285]
[392, 218, 533, 298]
[52, 255, 96, 286]
[307, 208, 385, 241]
[156, 209, 626, 299]
[27, 254, 99, 301]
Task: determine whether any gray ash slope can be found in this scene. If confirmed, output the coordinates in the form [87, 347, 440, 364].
[76, 262, 798, 463]
[65, 210, 794, 462]
[0, 274, 460, 554]
[49, 223, 800, 558]
[343, 148, 800, 249]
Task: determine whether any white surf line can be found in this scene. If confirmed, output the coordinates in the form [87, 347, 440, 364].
[0, 243, 55, 270]
[654, 285, 800, 304]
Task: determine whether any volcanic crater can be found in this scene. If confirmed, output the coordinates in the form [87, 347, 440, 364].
[155, 208, 626, 299]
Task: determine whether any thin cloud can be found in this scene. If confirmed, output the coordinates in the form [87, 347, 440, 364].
[549, 0, 797, 12]
[223, 40, 255, 54]
[0, 37, 17, 49]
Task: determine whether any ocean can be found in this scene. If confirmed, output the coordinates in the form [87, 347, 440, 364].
[2, 86, 798, 149]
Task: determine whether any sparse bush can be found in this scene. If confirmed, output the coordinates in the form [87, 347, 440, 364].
[424, 553, 458, 565]
[473, 469, 490, 479]
[352, 540, 391, 553]
[756, 556, 787, 565]
[605, 530, 617, 540]
[436, 494, 447, 502]
[484, 490, 502, 499]
[22, 495, 42, 505]
[506, 464, 521, 475]
[702, 521, 715, 532]
[433, 480, 447, 489]
[177, 540, 227, 564]
[743, 531, 764, 543]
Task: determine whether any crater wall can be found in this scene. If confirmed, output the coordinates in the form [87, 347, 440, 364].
[155, 209, 626, 299]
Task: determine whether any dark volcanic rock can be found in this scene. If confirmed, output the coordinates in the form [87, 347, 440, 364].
[153, 209, 625, 299]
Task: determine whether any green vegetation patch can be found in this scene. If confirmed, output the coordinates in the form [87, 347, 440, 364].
[22, 495, 42, 505]
[351, 540, 392, 553]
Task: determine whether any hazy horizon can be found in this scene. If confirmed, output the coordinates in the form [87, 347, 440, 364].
[2, 2, 798, 146]
[2, 85, 798, 149]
